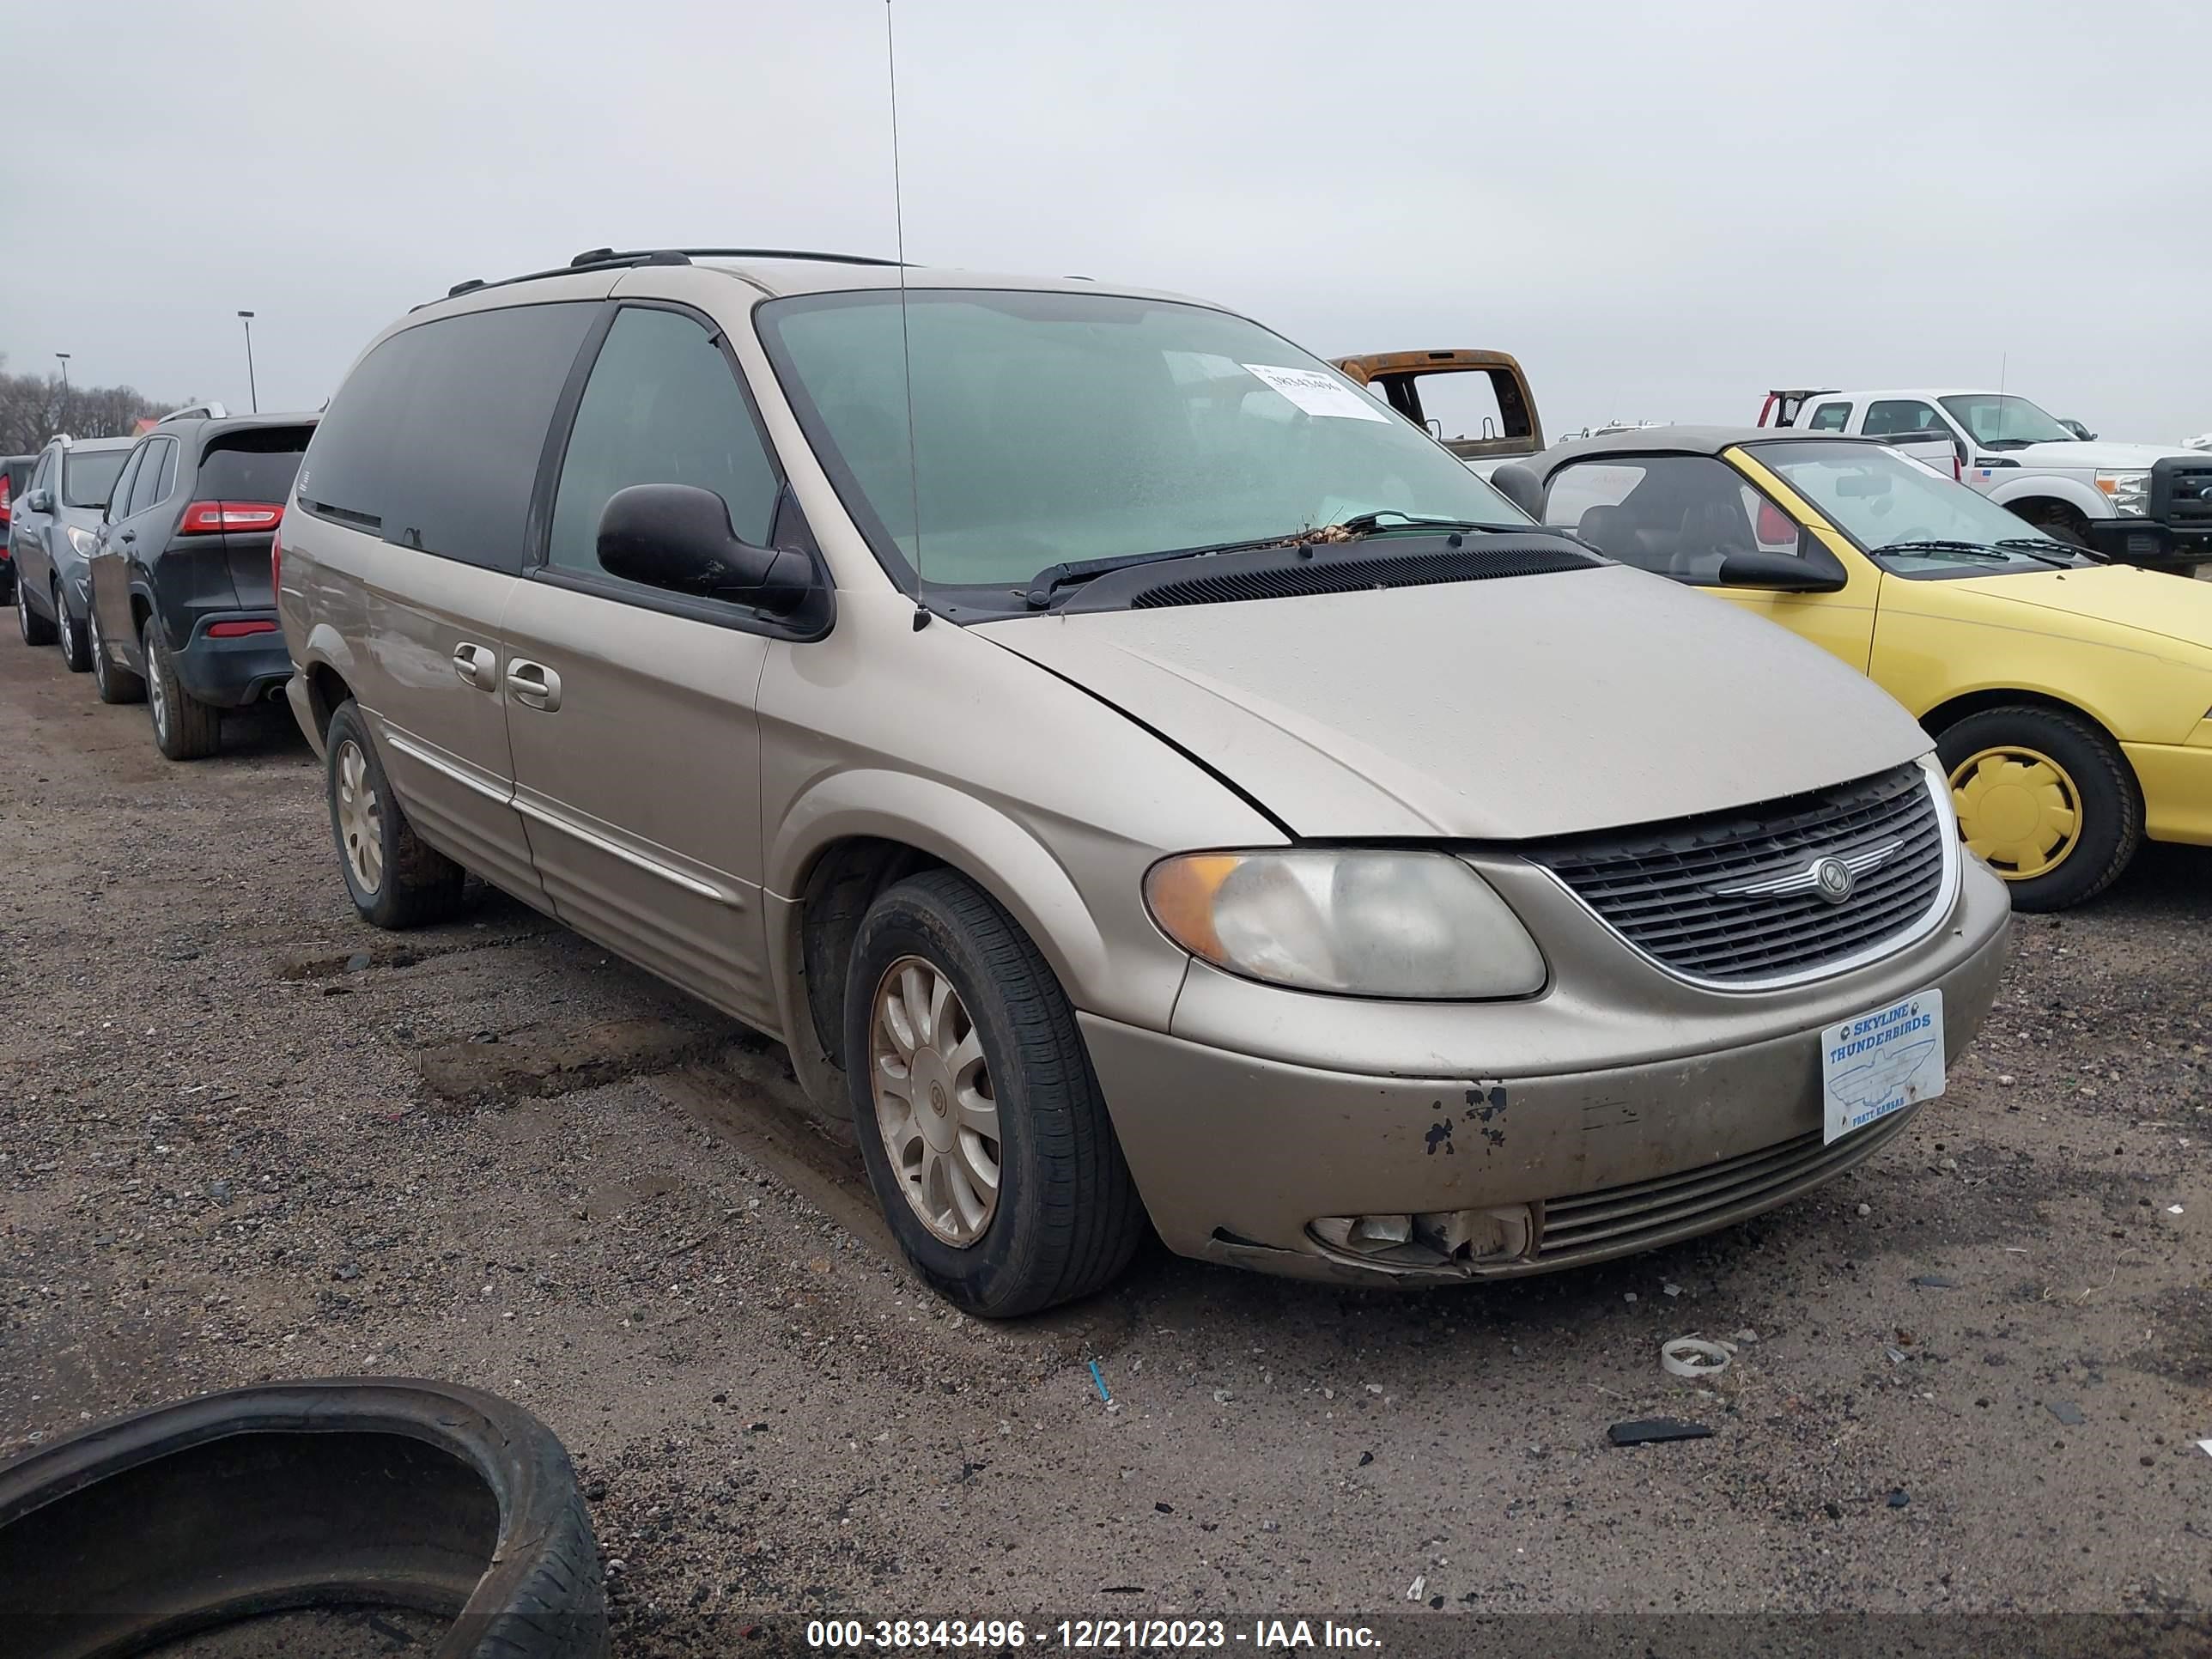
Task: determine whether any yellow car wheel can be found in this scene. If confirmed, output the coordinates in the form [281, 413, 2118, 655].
[1936, 706, 2142, 912]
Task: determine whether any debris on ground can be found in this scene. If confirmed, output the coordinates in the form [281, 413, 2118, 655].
[2048, 1401, 2087, 1426]
[1660, 1337, 1732, 1378]
[1608, 1419, 1714, 1446]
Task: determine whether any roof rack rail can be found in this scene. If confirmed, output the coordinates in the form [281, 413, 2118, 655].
[157, 402, 228, 425]
[576, 246, 903, 268]
[422, 246, 906, 312]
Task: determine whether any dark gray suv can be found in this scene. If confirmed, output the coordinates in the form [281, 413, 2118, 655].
[9, 435, 134, 667]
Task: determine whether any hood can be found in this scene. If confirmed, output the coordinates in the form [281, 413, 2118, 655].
[977, 565, 1932, 841]
[2003, 440, 2200, 469]
[1945, 562, 2212, 657]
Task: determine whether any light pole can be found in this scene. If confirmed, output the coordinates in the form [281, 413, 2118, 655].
[237, 311, 258, 413]
[54, 352, 70, 432]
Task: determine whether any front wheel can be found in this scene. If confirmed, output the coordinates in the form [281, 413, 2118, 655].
[1939, 706, 2142, 911]
[56, 585, 92, 672]
[844, 869, 1145, 1316]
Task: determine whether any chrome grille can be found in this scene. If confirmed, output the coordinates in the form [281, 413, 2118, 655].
[1527, 763, 1949, 987]
[1536, 1109, 1917, 1261]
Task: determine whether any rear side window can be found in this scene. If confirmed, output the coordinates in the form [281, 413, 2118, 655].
[1862, 399, 1947, 437]
[126, 441, 169, 517]
[1807, 401, 1851, 431]
[197, 426, 314, 503]
[299, 302, 596, 573]
[106, 447, 148, 521]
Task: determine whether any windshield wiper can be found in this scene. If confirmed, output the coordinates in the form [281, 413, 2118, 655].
[1023, 514, 1517, 608]
[1877, 539, 2018, 562]
[1321, 509, 1523, 537]
[1993, 537, 2101, 567]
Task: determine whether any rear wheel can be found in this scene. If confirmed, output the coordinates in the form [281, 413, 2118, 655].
[56, 583, 92, 672]
[844, 869, 1145, 1316]
[89, 605, 145, 704]
[143, 617, 220, 759]
[18, 577, 55, 646]
[325, 699, 465, 928]
[1939, 705, 2141, 911]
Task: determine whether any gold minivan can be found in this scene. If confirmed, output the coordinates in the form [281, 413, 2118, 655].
[277, 249, 2011, 1315]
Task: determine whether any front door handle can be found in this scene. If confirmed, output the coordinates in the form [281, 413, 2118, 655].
[452, 642, 499, 692]
[505, 658, 562, 712]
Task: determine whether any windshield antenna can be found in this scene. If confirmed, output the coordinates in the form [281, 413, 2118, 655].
[885, 1, 928, 629]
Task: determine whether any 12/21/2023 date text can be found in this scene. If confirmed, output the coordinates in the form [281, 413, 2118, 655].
[805, 1618, 1382, 1650]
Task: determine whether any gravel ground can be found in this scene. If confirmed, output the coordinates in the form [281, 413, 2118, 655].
[3, 624, 2209, 1653]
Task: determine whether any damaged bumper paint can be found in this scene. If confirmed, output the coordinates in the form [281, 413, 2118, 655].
[1081, 857, 2012, 1284]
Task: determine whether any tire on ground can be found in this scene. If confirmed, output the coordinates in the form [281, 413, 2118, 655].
[325, 697, 465, 928]
[0, 1377, 609, 1659]
[2009, 501, 2089, 548]
[56, 584, 93, 673]
[89, 605, 145, 704]
[17, 578, 55, 645]
[843, 867, 1146, 1317]
[1937, 703, 2142, 912]
[143, 616, 222, 759]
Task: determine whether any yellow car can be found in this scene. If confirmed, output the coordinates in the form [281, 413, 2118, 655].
[1494, 427, 2212, 910]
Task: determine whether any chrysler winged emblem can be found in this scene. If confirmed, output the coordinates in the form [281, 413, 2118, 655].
[1713, 840, 1903, 904]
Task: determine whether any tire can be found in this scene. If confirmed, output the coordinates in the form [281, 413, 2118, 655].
[844, 868, 1146, 1316]
[1937, 705, 2142, 911]
[88, 604, 145, 704]
[17, 575, 55, 646]
[2010, 501, 2088, 549]
[0, 1377, 608, 1659]
[326, 698, 465, 928]
[143, 615, 221, 759]
[54, 583, 92, 672]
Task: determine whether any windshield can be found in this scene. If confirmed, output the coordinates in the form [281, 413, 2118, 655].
[60, 449, 130, 509]
[756, 289, 1527, 593]
[1938, 394, 2075, 449]
[1752, 441, 2093, 576]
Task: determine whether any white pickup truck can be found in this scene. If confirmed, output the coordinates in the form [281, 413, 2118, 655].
[1758, 386, 2212, 571]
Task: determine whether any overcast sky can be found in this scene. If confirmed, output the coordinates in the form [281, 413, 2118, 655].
[8, 1, 2208, 441]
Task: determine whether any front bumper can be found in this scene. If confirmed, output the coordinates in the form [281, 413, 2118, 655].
[2085, 516, 2211, 569]
[1084, 860, 2012, 1284]
[2126, 733, 2212, 847]
[173, 614, 291, 709]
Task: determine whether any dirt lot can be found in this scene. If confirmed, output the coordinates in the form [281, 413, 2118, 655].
[3, 623, 2209, 1653]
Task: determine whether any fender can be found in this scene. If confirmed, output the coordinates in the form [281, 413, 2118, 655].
[1984, 472, 2110, 522]
[767, 768, 1112, 1004]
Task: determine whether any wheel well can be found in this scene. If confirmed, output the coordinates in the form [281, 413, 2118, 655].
[129, 592, 151, 637]
[2003, 495, 2087, 532]
[303, 665, 354, 738]
[796, 836, 947, 1067]
[1920, 688, 2115, 747]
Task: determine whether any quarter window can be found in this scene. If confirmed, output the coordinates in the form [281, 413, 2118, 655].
[546, 307, 781, 582]
[129, 440, 173, 517]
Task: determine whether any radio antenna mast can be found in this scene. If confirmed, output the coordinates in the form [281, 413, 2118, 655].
[885, 0, 928, 629]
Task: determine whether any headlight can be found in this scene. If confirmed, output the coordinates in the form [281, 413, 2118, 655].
[1144, 849, 1546, 999]
[65, 525, 101, 556]
[2094, 470, 2149, 515]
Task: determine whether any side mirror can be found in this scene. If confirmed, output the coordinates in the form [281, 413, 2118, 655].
[596, 483, 814, 616]
[1489, 461, 1547, 521]
[1717, 548, 1844, 592]
[25, 488, 52, 514]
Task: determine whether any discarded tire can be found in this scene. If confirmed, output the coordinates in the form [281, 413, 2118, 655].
[0, 1378, 607, 1659]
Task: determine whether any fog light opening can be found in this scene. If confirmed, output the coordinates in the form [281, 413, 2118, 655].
[1310, 1206, 1538, 1268]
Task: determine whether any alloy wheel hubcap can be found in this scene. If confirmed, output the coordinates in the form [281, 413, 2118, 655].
[869, 956, 1000, 1246]
[58, 597, 76, 657]
[1950, 746, 2082, 879]
[335, 739, 385, 895]
[89, 611, 106, 686]
[147, 642, 167, 736]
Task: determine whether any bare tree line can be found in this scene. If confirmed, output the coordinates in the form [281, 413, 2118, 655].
[0, 355, 185, 454]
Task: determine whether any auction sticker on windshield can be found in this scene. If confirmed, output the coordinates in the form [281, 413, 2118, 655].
[1820, 990, 1944, 1145]
[1242, 363, 1389, 422]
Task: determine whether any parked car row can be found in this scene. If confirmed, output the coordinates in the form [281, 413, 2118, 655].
[8, 409, 314, 757]
[5, 246, 2196, 1318]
